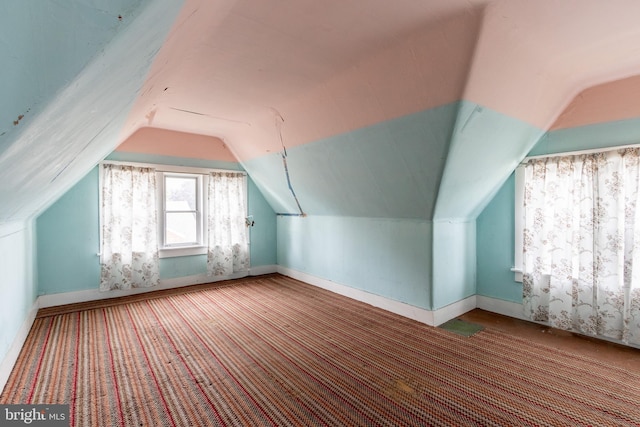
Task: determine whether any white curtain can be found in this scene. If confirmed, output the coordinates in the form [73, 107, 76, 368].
[522, 148, 640, 345]
[207, 171, 249, 276]
[100, 164, 160, 291]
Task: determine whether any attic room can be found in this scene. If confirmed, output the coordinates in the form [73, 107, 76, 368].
[2, 0, 640, 425]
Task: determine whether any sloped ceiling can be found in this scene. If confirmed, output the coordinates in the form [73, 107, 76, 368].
[551, 74, 640, 131]
[0, 0, 183, 221]
[4, 0, 640, 223]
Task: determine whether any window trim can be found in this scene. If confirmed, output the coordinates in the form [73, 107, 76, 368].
[512, 164, 525, 282]
[100, 160, 248, 259]
[158, 172, 207, 258]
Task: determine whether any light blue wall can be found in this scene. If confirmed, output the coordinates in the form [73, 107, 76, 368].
[476, 116, 640, 303]
[0, 0, 183, 224]
[434, 100, 544, 220]
[159, 255, 207, 280]
[36, 155, 277, 294]
[427, 101, 542, 309]
[248, 101, 547, 312]
[246, 103, 457, 311]
[37, 168, 101, 294]
[248, 178, 278, 267]
[277, 215, 432, 309]
[476, 173, 521, 302]
[530, 118, 640, 157]
[0, 0, 150, 145]
[244, 103, 458, 218]
[0, 221, 37, 371]
[432, 221, 476, 308]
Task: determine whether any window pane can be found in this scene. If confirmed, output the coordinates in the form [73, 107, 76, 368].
[166, 212, 197, 245]
[166, 176, 196, 211]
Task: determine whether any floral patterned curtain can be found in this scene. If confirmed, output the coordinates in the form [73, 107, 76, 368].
[207, 172, 249, 276]
[522, 148, 640, 345]
[100, 164, 160, 291]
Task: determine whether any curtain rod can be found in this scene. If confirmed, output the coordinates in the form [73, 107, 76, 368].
[524, 143, 640, 162]
[100, 160, 246, 176]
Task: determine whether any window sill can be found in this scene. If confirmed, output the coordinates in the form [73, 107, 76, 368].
[159, 246, 207, 259]
[511, 267, 523, 283]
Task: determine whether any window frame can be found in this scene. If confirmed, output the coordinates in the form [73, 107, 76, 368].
[512, 164, 525, 282]
[158, 171, 207, 258]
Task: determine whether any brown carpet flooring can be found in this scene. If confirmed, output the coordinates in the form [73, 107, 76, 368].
[2, 274, 640, 426]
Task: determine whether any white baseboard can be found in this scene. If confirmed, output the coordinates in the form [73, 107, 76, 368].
[38, 265, 278, 309]
[476, 295, 527, 320]
[0, 301, 38, 394]
[158, 272, 247, 289]
[159, 265, 277, 289]
[277, 267, 476, 327]
[433, 295, 477, 326]
[248, 265, 278, 276]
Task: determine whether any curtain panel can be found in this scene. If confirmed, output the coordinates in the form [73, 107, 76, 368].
[522, 148, 640, 345]
[100, 164, 160, 291]
[207, 171, 249, 276]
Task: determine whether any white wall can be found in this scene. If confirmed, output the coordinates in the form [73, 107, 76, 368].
[0, 220, 38, 392]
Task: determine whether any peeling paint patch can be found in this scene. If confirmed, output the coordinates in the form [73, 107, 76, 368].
[146, 108, 157, 125]
[11, 109, 30, 127]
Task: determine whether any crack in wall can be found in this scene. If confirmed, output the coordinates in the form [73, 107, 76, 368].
[273, 108, 305, 217]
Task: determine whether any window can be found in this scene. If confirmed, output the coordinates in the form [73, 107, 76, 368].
[100, 161, 249, 262]
[514, 145, 639, 281]
[158, 172, 207, 258]
[515, 147, 640, 344]
[162, 174, 201, 246]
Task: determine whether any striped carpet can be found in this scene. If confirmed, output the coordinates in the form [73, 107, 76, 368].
[2, 274, 640, 426]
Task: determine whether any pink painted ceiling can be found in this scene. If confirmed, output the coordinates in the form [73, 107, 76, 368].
[5, 0, 640, 222]
[122, 0, 486, 160]
[116, 127, 237, 162]
[464, 0, 640, 130]
[123, 0, 640, 161]
[551, 75, 640, 131]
